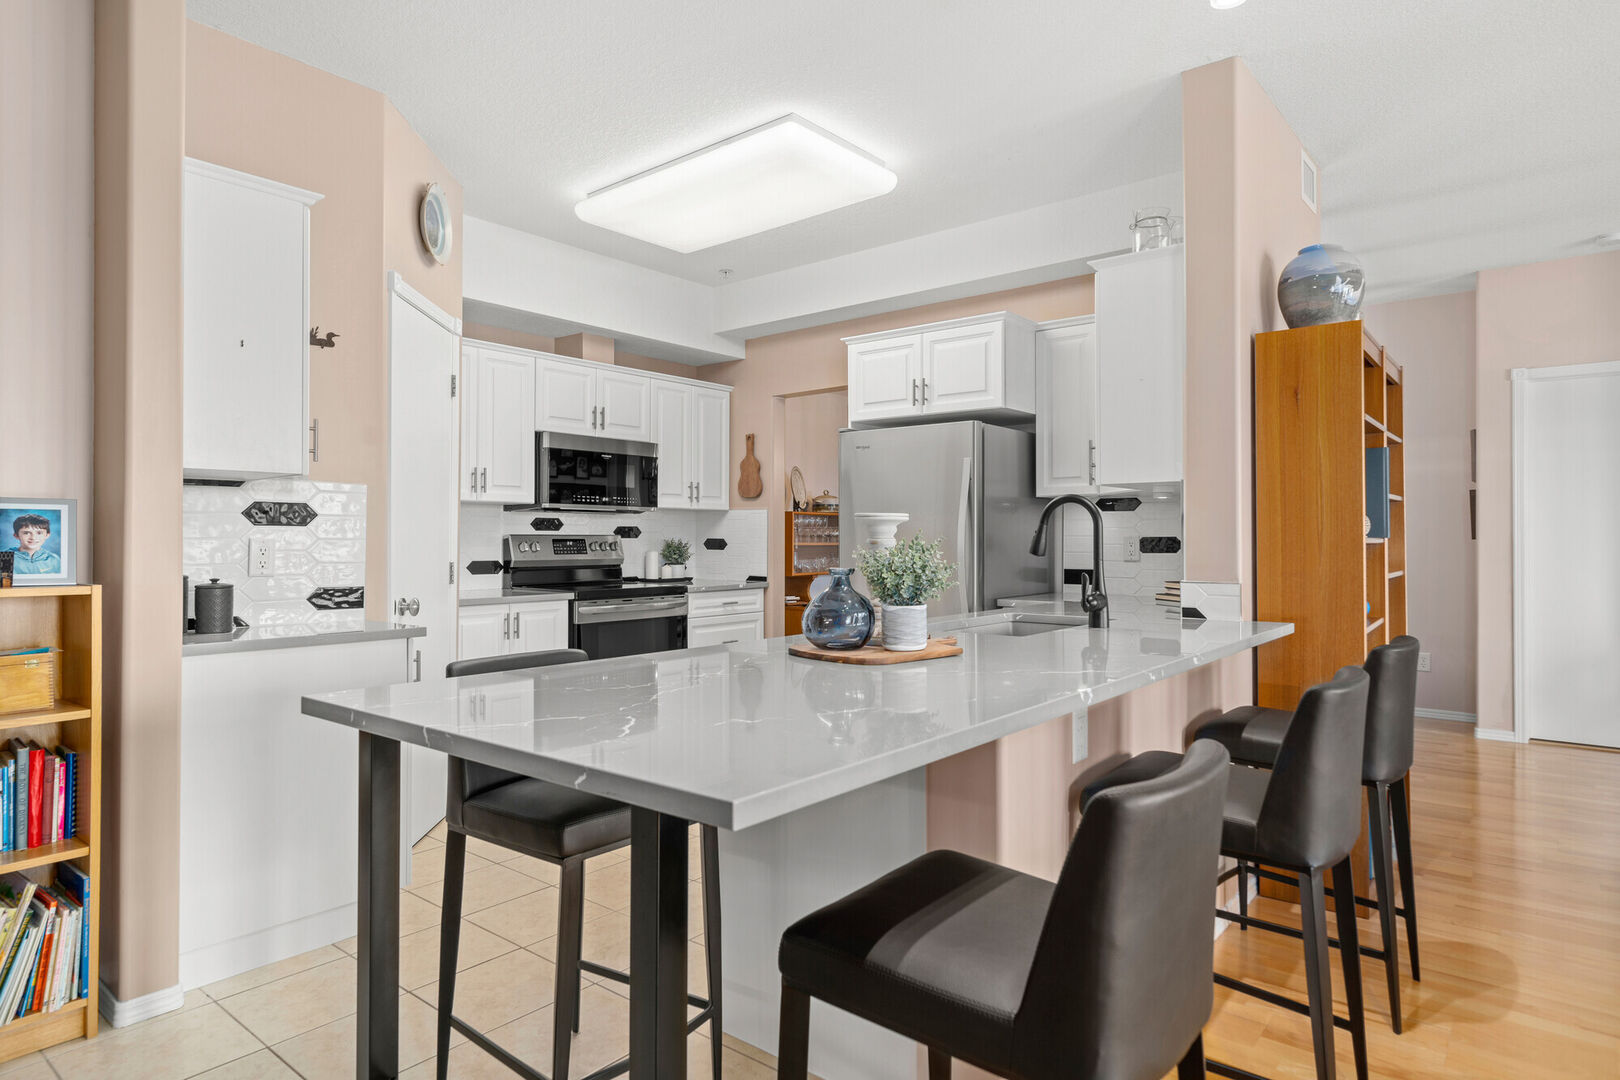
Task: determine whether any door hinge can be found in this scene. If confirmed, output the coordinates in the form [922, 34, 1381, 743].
[450, 373, 457, 398]
[449, 561, 456, 584]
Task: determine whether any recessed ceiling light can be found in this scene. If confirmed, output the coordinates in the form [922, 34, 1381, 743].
[574, 114, 897, 253]
[1596, 231, 1620, 246]
[1210, 0, 1247, 8]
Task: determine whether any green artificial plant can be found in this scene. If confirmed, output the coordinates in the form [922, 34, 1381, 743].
[660, 538, 692, 565]
[855, 535, 957, 607]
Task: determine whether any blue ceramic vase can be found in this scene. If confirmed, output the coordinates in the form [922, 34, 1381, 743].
[802, 568, 874, 650]
[1277, 244, 1365, 328]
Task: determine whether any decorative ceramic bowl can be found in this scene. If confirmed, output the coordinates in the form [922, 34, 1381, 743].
[1278, 244, 1365, 328]
[855, 513, 910, 550]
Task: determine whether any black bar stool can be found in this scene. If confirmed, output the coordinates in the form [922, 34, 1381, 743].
[440, 650, 723, 1080]
[1082, 666, 1372, 1080]
[776, 742, 1231, 1080]
[1195, 636, 1421, 1032]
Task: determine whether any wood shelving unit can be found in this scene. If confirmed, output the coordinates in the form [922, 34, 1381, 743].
[0, 586, 101, 1061]
[783, 511, 840, 636]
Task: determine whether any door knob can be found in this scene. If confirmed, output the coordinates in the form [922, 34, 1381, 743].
[395, 597, 420, 617]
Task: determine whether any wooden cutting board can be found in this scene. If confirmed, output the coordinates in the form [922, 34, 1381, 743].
[737, 433, 763, 499]
[788, 636, 962, 665]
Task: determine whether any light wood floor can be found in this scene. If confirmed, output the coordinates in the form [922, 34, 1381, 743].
[1195, 719, 1620, 1079]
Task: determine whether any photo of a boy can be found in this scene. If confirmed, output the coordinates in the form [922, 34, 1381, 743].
[7, 514, 60, 576]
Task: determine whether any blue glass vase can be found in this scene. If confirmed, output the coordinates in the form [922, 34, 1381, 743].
[802, 568, 874, 650]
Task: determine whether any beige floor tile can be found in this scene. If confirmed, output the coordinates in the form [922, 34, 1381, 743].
[401, 983, 632, 1080]
[722, 1032, 778, 1069]
[597, 846, 630, 866]
[45, 1001, 261, 1080]
[687, 1033, 785, 1079]
[271, 990, 455, 1080]
[460, 835, 518, 863]
[191, 1049, 299, 1079]
[464, 884, 612, 948]
[531, 909, 631, 972]
[216, 955, 359, 1047]
[427, 819, 449, 843]
[0, 1055, 54, 1080]
[583, 859, 634, 911]
[414, 947, 558, 1033]
[501, 853, 561, 887]
[410, 843, 491, 891]
[398, 919, 515, 991]
[203, 945, 346, 1001]
[412, 861, 543, 915]
[336, 891, 445, 955]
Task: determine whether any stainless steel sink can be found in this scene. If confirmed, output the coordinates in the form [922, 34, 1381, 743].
[953, 614, 1091, 638]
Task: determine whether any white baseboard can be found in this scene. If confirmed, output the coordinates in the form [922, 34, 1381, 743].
[1473, 726, 1521, 742]
[99, 980, 185, 1028]
[1415, 708, 1477, 724]
[179, 902, 357, 991]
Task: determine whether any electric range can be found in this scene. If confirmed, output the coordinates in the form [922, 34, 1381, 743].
[502, 533, 687, 658]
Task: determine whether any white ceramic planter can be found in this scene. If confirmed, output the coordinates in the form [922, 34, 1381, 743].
[881, 603, 928, 651]
[662, 563, 688, 579]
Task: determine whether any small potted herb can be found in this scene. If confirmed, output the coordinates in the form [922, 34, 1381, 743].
[660, 538, 692, 579]
[855, 535, 956, 651]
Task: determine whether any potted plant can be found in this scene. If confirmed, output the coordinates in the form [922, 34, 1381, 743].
[660, 538, 692, 579]
[855, 535, 956, 651]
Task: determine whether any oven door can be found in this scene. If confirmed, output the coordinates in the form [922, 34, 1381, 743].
[571, 596, 688, 659]
[535, 431, 659, 512]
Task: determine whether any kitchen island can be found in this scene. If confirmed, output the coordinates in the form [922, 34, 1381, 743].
[303, 611, 1289, 1080]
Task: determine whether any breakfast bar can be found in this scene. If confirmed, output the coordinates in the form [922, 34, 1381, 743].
[302, 611, 1291, 1079]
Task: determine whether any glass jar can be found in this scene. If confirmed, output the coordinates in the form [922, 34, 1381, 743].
[801, 568, 875, 650]
[1130, 206, 1175, 251]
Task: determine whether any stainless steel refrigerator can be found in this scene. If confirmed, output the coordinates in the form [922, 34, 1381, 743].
[839, 421, 1057, 617]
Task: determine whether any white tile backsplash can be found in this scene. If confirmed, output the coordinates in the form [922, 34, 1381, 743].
[1061, 487, 1184, 603]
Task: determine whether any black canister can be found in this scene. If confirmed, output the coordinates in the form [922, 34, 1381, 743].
[193, 578, 236, 635]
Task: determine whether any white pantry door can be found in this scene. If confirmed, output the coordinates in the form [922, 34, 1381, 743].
[1513, 360, 1620, 748]
[388, 273, 459, 847]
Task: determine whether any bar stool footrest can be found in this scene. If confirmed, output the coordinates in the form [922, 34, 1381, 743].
[1213, 973, 1354, 1032]
[1208, 1058, 1276, 1080]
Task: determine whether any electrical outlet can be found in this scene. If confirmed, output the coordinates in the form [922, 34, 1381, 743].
[249, 539, 272, 577]
[1123, 536, 1141, 563]
[1417, 652, 1432, 672]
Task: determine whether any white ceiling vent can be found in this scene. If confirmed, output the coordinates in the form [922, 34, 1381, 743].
[1301, 149, 1319, 214]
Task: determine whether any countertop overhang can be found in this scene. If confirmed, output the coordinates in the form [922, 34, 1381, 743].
[184, 621, 425, 657]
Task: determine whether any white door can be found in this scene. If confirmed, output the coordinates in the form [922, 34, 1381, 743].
[459, 344, 481, 501]
[922, 321, 1002, 415]
[536, 357, 597, 435]
[477, 349, 536, 503]
[651, 381, 692, 505]
[691, 388, 730, 509]
[1035, 320, 1100, 495]
[1514, 361, 1620, 747]
[458, 607, 509, 661]
[388, 274, 459, 847]
[848, 335, 922, 423]
[597, 369, 652, 440]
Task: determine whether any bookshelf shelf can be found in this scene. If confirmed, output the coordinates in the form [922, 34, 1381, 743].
[0, 703, 93, 733]
[0, 838, 91, 876]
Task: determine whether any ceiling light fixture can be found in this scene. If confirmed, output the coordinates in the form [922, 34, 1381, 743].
[1210, 0, 1247, 8]
[1596, 231, 1620, 247]
[574, 114, 897, 253]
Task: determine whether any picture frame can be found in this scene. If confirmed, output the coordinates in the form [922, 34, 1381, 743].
[0, 498, 77, 587]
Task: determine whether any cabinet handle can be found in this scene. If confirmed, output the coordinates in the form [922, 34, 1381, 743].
[309, 418, 319, 462]
[413, 650, 422, 682]
[481, 467, 488, 493]
[503, 612, 511, 639]
[601, 405, 607, 429]
[1088, 440, 1098, 484]
[921, 378, 929, 405]
[471, 466, 479, 492]
[720, 600, 741, 606]
[695, 481, 701, 501]
[513, 610, 521, 637]
[912, 379, 918, 405]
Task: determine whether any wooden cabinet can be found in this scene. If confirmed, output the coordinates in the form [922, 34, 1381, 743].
[689, 589, 765, 648]
[844, 313, 1036, 426]
[1092, 247, 1184, 486]
[1034, 317, 1100, 495]
[536, 356, 651, 440]
[651, 379, 730, 509]
[457, 600, 569, 660]
[461, 343, 536, 503]
[183, 159, 321, 480]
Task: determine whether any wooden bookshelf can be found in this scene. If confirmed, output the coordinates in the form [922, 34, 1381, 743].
[0, 585, 100, 1060]
[783, 511, 840, 636]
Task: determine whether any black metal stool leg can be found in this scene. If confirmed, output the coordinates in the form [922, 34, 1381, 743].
[1178, 1033, 1206, 1078]
[1367, 782, 1403, 1032]
[700, 825, 723, 1080]
[1330, 859, 1369, 1080]
[554, 857, 585, 1080]
[1390, 775, 1420, 982]
[927, 1047, 951, 1079]
[777, 981, 811, 1080]
[1236, 860, 1248, 930]
[1298, 868, 1336, 1080]
[437, 830, 467, 1080]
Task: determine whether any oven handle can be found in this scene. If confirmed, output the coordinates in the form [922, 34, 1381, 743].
[573, 598, 690, 625]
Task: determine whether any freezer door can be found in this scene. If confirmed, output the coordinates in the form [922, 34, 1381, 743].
[977, 423, 1055, 608]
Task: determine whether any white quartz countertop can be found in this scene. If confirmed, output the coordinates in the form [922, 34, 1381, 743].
[996, 593, 1181, 631]
[459, 589, 573, 606]
[304, 611, 1289, 830]
[687, 579, 768, 593]
[184, 621, 425, 657]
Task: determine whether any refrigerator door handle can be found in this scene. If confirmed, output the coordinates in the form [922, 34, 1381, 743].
[956, 456, 974, 613]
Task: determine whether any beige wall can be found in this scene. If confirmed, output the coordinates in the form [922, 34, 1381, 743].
[724, 276, 1096, 635]
[94, 0, 187, 1004]
[1474, 250, 1620, 732]
[1364, 292, 1478, 714]
[382, 101, 463, 320]
[783, 390, 848, 506]
[1, 0, 94, 577]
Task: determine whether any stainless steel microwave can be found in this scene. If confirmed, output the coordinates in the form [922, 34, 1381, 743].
[510, 431, 659, 512]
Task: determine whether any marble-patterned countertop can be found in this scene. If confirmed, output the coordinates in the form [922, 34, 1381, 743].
[459, 579, 766, 606]
[303, 611, 1290, 830]
[995, 592, 1181, 631]
[687, 579, 768, 593]
[183, 621, 425, 657]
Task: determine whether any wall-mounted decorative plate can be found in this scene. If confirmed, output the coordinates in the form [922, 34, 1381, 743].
[420, 183, 452, 265]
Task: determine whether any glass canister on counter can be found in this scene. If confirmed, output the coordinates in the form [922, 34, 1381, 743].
[800, 568, 874, 650]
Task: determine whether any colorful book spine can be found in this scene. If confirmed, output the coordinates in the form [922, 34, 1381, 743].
[56, 863, 89, 1000]
[52, 758, 64, 844]
[9, 742, 26, 851]
[25, 747, 42, 850]
[0, 760, 9, 852]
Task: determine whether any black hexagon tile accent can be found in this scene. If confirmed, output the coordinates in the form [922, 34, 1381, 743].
[614, 526, 642, 539]
[242, 501, 319, 526]
[1140, 536, 1183, 554]
[306, 586, 364, 610]
[465, 560, 504, 576]
[530, 517, 564, 532]
[703, 538, 728, 550]
[1095, 497, 1141, 512]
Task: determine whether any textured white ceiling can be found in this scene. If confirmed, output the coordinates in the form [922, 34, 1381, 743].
[188, 0, 1620, 300]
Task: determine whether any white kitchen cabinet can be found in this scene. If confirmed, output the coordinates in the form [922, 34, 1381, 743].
[508, 600, 569, 652]
[650, 379, 730, 510]
[461, 343, 536, 503]
[1093, 247, 1184, 486]
[536, 355, 652, 440]
[183, 159, 321, 480]
[844, 313, 1036, 426]
[457, 606, 510, 660]
[1035, 317, 1100, 496]
[458, 600, 570, 660]
[689, 588, 765, 648]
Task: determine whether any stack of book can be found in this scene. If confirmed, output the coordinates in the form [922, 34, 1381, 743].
[0, 865, 90, 1021]
[0, 743, 80, 852]
[1155, 581, 1182, 607]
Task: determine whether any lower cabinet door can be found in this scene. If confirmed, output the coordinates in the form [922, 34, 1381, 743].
[458, 607, 510, 659]
[509, 601, 569, 654]
[688, 613, 765, 649]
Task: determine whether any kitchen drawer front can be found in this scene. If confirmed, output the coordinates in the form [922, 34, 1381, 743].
[689, 589, 764, 619]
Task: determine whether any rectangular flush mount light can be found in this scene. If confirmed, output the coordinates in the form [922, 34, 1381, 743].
[574, 114, 897, 253]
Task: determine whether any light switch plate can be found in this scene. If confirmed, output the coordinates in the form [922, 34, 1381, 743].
[249, 539, 272, 577]
[1417, 652, 1432, 672]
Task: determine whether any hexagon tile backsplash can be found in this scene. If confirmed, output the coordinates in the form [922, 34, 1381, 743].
[183, 479, 366, 631]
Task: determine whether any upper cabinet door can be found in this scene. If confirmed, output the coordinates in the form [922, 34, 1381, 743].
[847, 335, 923, 423]
[691, 387, 730, 509]
[1095, 247, 1185, 486]
[459, 345, 481, 501]
[1035, 320, 1100, 496]
[597, 368, 652, 441]
[650, 380, 692, 505]
[476, 349, 536, 503]
[535, 356, 597, 436]
[183, 160, 320, 480]
[921, 321, 1004, 415]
